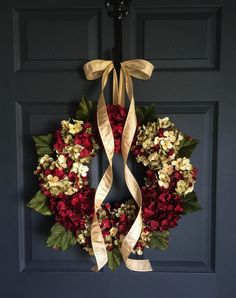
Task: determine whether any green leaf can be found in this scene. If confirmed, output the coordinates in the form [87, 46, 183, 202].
[107, 248, 122, 272]
[178, 135, 199, 158]
[46, 223, 77, 252]
[75, 96, 96, 121]
[149, 230, 169, 250]
[33, 134, 53, 157]
[27, 191, 52, 216]
[136, 105, 157, 124]
[182, 191, 202, 215]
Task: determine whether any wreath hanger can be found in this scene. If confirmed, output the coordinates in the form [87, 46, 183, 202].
[105, 0, 132, 77]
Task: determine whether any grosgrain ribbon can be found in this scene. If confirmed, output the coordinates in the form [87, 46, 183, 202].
[83, 59, 154, 272]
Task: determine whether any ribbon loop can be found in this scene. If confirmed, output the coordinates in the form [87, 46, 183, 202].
[84, 59, 113, 80]
[122, 59, 154, 80]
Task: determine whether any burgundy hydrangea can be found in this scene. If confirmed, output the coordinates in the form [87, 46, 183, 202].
[141, 170, 184, 232]
[49, 186, 95, 234]
[106, 104, 127, 153]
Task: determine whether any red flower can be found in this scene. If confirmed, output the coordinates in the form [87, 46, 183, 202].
[80, 148, 90, 157]
[102, 219, 112, 230]
[48, 186, 95, 233]
[106, 105, 127, 154]
[149, 220, 159, 231]
[141, 182, 184, 232]
[54, 129, 66, 153]
[118, 223, 128, 234]
[143, 207, 155, 220]
[54, 168, 65, 179]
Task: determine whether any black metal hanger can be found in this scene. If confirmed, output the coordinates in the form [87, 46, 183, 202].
[105, 0, 132, 76]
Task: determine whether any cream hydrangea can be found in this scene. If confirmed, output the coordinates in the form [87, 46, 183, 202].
[171, 158, 195, 195]
[157, 164, 174, 189]
[158, 117, 171, 128]
[172, 157, 193, 171]
[38, 154, 53, 167]
[37, 153, 90, 195]
[44, 174, 78, 196]
[134, 117, 184, 170]
[61, 119, 83, 135]
[57, 154, 67, 168]
[71, 162, 89, 177]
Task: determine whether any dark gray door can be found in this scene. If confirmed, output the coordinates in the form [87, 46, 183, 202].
[0, 0, 235, 297]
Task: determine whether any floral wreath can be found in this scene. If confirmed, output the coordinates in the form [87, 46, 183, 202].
[27, 60, 201, 272]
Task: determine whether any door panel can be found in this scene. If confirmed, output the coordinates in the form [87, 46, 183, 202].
[1, 0, 236, 298]
[124, 6, 221, 70]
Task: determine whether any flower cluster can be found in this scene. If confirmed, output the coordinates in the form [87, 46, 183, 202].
[106, 104, 127, 153]
[129, 117, 198, 255]
[145, 158, 197, 196]
[34, 120, 98, 197]
[77, 200, 138, 254]
[49, 186, 95, 234]
[141, 185, 183, 231]
[131, 117, 184, 170]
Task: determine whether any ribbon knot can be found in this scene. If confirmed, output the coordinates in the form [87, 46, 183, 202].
[84, 59, 154, 272]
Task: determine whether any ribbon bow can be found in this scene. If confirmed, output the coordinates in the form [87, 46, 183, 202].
[83, 59, 154, 272]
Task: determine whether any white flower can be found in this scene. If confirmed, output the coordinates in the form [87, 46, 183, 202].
[71, 162, 80, 173]
[61, 120, 69, 129]
[158, 117, 171, 128]
[65, 144, 83, 160]
[175, 133, 184, 145]
[163, 130, 176, 143]
[160, 138, 173, 151]
[172, 157, 193, 171]
[137, 155, 149, 166]
[71, 162, 89, 177]
[57, 155, 67, 168]
[39, 154, 52, 165]
[185, 184, 194, 195]
[142, 138, 153, 150]
[176, 180, 188, 195]
[78, 164, 89, 177]
[148, 151, 159, 162]
[78, 234, 86, 244]
[68, 120, 83, 134]
[154, 136, 161, 145]
[162, 164, 174, 175]
[47, 175, 59, 186]
[158, 172, 170, 188]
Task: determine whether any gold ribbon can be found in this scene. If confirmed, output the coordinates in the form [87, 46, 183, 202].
[83, 59, 154, 272]
[119, 60, 154, 271]
[84, 60, 115, 271]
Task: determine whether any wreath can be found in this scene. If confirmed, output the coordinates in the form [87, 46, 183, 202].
[27, 60, 201, 272]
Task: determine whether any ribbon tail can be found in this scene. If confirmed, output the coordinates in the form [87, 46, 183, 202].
[120, 66, 153, 272]
[90, 64, 115, 272]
